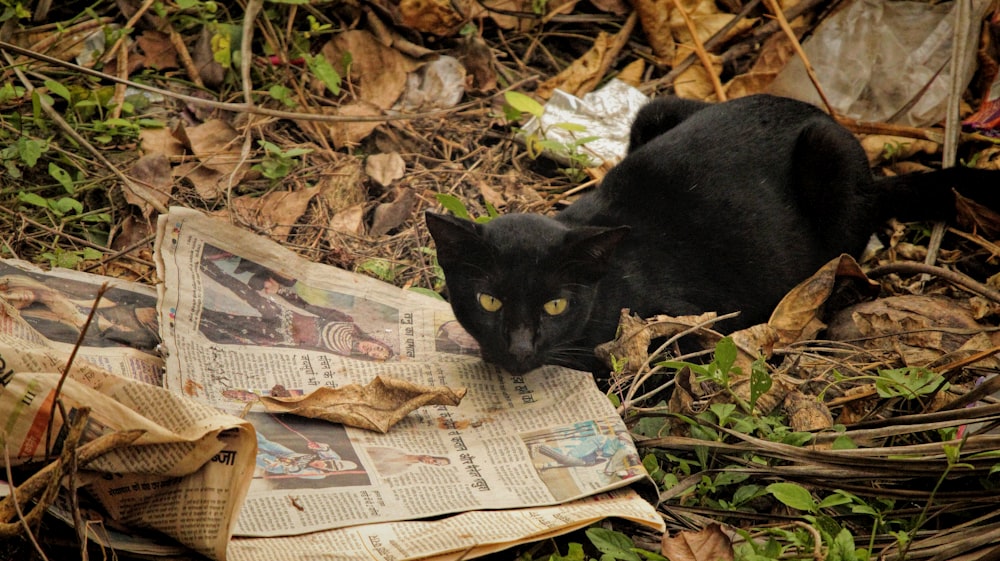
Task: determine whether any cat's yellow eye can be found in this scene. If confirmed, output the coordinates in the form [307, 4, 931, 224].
[543, 298, 568, 316]
[477, 293, 503, 312]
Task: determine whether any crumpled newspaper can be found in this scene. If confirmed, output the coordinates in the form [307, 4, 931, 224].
[519, 79, 649, 167]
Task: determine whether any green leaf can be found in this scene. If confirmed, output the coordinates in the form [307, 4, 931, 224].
[49, 163, 75, 194]
[306, 53, 342, 96]
[749, 357, 772, 411]
[875, 367, 947, 399]
[504, 91, 544, 119]
[713, 336, 737, 376]
[45, 79, 72, 102]
[586, 528, 641, 561]
[817, 492, 853, 509]
[550, 541, 586, 561]
[832, 434, 857, 450]
[434, 193, 472, 220]
[18, 192, 49, 209]
[17, 138, 44, 167]
[767, 482, 817, 513]
[552, 121, 587, 132]
[51, 196, 83, 215]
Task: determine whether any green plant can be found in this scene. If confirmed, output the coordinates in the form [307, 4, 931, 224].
[659, 336, 772, 415]
[874, 366, 948, 400]
[253, 140, 312, 180]
[435, 193, 499, 223]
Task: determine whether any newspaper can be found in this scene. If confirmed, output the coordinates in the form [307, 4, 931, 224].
[0, 206, 663, 561]
[157, 207, 662, 541]
[0, 258, 255, 560]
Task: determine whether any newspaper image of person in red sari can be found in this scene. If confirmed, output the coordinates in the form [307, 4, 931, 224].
[196, 244, 396, 360]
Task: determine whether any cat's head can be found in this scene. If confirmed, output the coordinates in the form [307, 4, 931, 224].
[426, 212, 628, 374]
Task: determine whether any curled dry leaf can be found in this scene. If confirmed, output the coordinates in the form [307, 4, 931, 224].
[260, 375, 467, 433]
[783, 390, 834, 432]
[661, 523, 734, 561]
[366, 153, 407, 187]
[632, 0, 676, 60]
[768, 254, 880, 345]
[726, 32, 796, 98]
[456, 35, 499, 93]
[370, 188, 417, 237]
[172, 119, 247, 200]
[825, 295, 1000, 368]
[136, 30, 179, 70]
[328, 203, 367, 236]
[126, 153, 173, 217]
[214, 186, 320, 242]
[321, 30, 420, 110]
[536, 15, 635, 99]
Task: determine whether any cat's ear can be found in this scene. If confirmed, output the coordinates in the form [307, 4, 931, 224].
[425, 212, 484, 267]
[564, 226, 630, 276]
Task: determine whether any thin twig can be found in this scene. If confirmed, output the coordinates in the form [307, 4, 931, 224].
[764, 0, 834, 116]
[866, 261, 1000, 304]
[0, 39, 538, 123]
[670, 0, 726, 101]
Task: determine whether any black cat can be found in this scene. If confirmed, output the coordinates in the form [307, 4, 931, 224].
[426, 94, 1000, 374]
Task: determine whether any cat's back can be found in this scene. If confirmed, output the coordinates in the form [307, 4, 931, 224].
[560, 95, 868, 229]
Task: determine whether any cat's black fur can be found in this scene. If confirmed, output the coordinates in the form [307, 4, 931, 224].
[426, 94, 1000, 374]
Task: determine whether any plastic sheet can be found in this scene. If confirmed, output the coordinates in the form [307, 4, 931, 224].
[769, 0, 990, 126]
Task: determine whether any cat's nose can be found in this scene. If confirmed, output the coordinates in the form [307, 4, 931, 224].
[507, 327, 535, 362]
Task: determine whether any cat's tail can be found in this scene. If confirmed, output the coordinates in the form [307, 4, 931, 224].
[874, 167, 1000, 223]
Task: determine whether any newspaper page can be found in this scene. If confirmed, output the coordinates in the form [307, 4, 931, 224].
[156, 207, 662, 541]
[226, 488, 662, 561]
[0, 258, 255, 560]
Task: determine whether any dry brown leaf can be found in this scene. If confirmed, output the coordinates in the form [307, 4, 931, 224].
[329, 203, 367, 236]
[456, 35, 498, 93]
[670, 0, 753, 45]
[783, 390, 833, 431]
[328, 102, 384, 149]
[172, 119, 247, 199]
[398, 0, 466, 36]
[768, 255, 879, 345]
[661, 523, 734, 561]
[536, 16, 635, 100]
[671, 54, 723, 101]
[725, 33, 795, 98]
[825, 295, 998, 367]
[537, 32, 616, 99]
[216, 186, 319, 241]
[321, 30, 420, 110]
[371, 188, 417, 237]
[136, 30, 178, 70]
[172, 162, 225, 200]
[139, 128, 185, 157]
[317, 159, 367, 214]
[260, 376, 467, 433]
[955, 191, 1000, 239]
[632, 0, 675, 60]
[616, 59, 646, 87]
[860, 135, 940, 166]
[366, 152, 406, 187]
[125, 154, 173, 217]
[591, 0, 631, 15]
